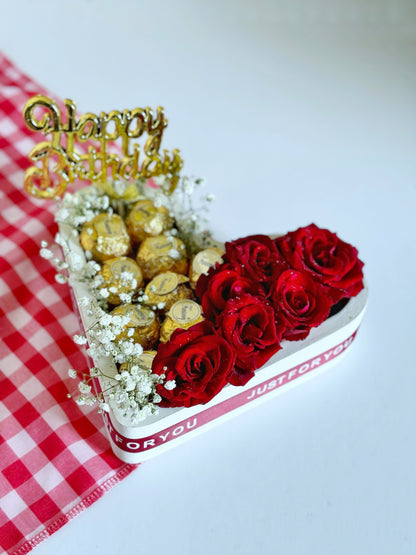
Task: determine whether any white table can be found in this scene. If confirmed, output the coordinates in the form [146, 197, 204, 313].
[4, 1, 416, 553]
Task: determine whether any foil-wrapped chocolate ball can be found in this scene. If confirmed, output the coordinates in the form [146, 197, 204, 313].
[97, 180, 144, 203]
[136, 235, 188, 281]
[160, 299, 204, 343]
[119, 350, 157, 373]
[189, 247, 224, 289]
[98, 256, 143, 305]
[126, 199, 173, 245]
[111, 303, 159, 350]
[144, 271, 193, 312]
[80, 213, 131, 262]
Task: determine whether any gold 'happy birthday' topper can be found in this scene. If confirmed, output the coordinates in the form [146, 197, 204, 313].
[23, 95, 183, 199]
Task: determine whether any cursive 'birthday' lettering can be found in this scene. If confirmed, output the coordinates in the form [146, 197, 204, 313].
[23, 95, 183, 198]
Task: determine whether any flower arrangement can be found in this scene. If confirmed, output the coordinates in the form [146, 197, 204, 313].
[153, 225, 364, 406]
[41, 176, 364, 423]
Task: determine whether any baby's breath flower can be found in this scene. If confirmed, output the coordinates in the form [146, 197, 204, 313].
[40, 248, 54, 260]
[92, 275, 105, 288]
[98, 401, 110, 413]
[119, 292, 132, 303]
[78, 382, 92, 394]
[73, 334, 87, 345]
[55, 273, 68, 284]
[56, 260, 68, 270]
[99, 314, 112, 326]
[68, 369, 77, 379]
[111, 315, 123, 327]
[164, 380, 176, 391]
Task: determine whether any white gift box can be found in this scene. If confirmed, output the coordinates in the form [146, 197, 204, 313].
[61, 223, 368, 464]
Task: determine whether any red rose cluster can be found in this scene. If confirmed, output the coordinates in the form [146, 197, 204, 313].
[153, 224, 364, 408]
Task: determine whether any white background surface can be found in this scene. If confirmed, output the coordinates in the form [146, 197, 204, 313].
[3, 1, 416, 554]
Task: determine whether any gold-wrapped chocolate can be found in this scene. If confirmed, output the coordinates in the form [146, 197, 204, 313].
[126, 199, 173, 244]
[144, 271, 193, 312]
[160, 299, 204, 343]
[136, 235, 188, 281]
[97, 180, 144, 204]
[136, 350, 157, 369]
[119, 350, 157, 373]
[98, 256, 144, 305]
[80, 213, 131, 262]
[111, 303, 159, 350]
[189, 247, 224, 288]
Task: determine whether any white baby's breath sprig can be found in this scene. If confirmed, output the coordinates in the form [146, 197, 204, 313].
[106, 359, 170, 421]
[55, 186, 111, 229]
[42, 176, 210, 423]
[140, 175, 215, 255]
[55, 274, 68, 284]
[66, 355, 172, 420]
[164, 380, 176, 391]
[73, 334, 88, 345]
[40, 247, 54, 260]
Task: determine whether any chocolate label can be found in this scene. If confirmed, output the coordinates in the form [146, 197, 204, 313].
[149, 236, 174, 255]
[151, 272, 178, 295]
[131, 200, 155, 221]
[193, 249, 223, 274]
[93, 214, 124, 236]
[110, 258, 138, 278]
[170, 300, 201, 323]
[129, 306, 154, 326]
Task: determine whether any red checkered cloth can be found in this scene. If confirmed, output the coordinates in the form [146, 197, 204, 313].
[0, 52, 137, 555]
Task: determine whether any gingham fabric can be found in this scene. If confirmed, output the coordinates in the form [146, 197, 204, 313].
[0, 52, 136, 555]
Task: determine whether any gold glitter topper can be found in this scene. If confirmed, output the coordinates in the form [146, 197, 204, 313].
[22, 95, 183, 198]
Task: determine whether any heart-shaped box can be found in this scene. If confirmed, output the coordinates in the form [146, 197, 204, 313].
[60, 222, 368, 464]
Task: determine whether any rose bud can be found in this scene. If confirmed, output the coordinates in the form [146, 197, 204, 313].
[276, 224, 364, 303]
[152, 321, 236, 408]
[270, 270, 332, 341]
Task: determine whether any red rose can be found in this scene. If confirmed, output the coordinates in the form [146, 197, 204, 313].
[276, 224, 364, 302]
[195, 264, 264, 323]
[217, 294, 285, 386]
[224, 234, 287, 287]
[270, 270, 332, 341]
[152, 321, 236, 408]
